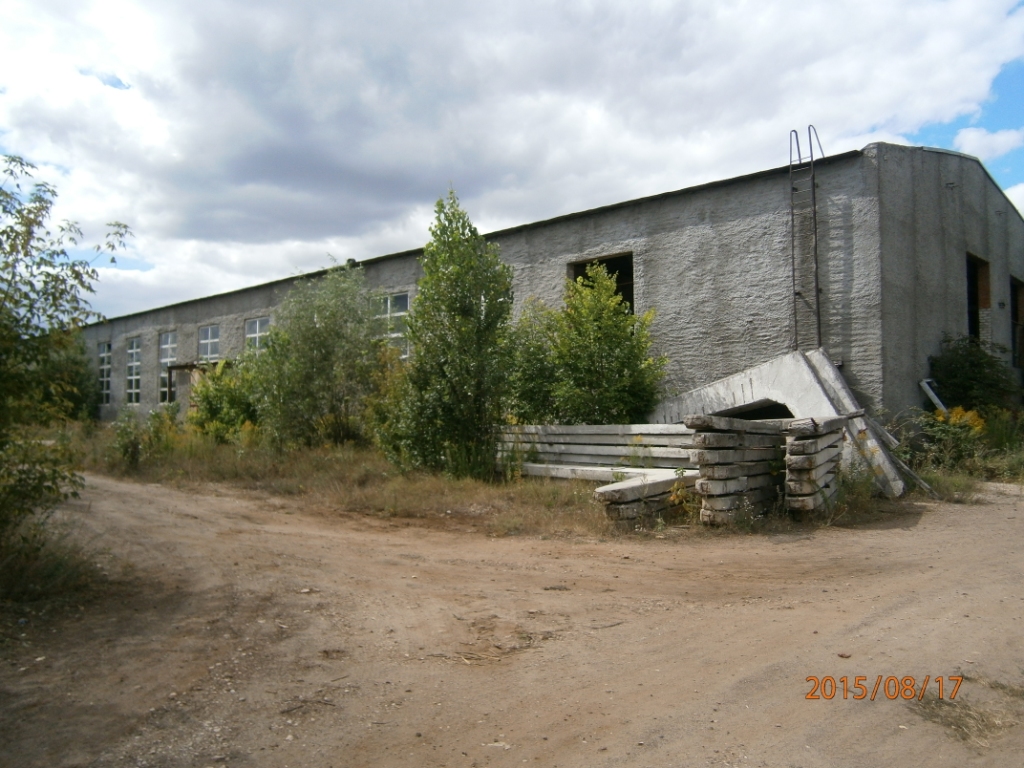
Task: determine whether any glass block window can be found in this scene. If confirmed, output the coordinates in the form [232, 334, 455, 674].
[159, 331, 177, 403]
[98, 342, 112, 405]
[377, 292, 410, 358]
[245, 316, 271, 351]
[199, 324, 220, 362]
[126, 337, 141, 404]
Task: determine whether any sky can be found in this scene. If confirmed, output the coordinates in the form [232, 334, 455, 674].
[2, 0, 1023, 318]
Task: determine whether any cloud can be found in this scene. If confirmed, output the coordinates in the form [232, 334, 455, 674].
[1006, 183, 1024, 216]
[2, 0, 1024, 316]
[954, 126, 1024, 160]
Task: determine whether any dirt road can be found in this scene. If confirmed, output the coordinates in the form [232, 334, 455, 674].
[2, 474, 1024, 767]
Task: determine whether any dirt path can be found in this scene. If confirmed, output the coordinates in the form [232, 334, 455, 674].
[2, 474, 1024, 767]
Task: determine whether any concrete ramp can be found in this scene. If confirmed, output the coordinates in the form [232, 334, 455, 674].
[651, 349, 905, 498]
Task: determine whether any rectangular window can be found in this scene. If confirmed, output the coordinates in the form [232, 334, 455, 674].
[377, 292, 410, 358]
[159, 331, 177, 403]
[98, 342, 112, 405]
[199, 324, 220, 362]
[571, 252, 634, 313]
[126, 337, 141, 404]
[245, 316, 271, 350]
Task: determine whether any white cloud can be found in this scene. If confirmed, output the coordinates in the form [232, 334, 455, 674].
[954, 127, 1024, 160]
[1006, 183, 1024, 217]
[2, 0, 1024, 316]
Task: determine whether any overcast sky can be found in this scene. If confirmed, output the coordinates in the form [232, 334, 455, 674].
[2, 0, 1024, 318]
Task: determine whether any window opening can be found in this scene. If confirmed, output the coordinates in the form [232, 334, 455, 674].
[199, 324, 220, 362]
[245, 317, 271, 351]
[126, 337, 141, 404]
[571, 253, 634, 312]
[98, 342, 112, 405]
[159, 331, 177, 403]
[377, 293, 410, 358]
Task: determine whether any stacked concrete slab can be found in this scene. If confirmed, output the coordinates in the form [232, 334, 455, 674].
[499, 424, 699, 528]
[784, 416, 849, 515]
[682, 415, 786, 524]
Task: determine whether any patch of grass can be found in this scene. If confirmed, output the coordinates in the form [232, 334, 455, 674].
[72, 423, 612, 539]
[913, 692, 1018, 749]
[917, 470, 980, 503]
[0, 516, 103, 603]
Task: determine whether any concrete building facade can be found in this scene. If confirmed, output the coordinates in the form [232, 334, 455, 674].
[83, 142, 1024, 421]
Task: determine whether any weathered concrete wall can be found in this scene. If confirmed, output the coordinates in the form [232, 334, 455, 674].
[82, 256, 424, 419]
[492, 150, 885, 411]
[876, 145, 1024, 416]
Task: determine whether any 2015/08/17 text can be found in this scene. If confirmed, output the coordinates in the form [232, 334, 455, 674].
[805, 675, 962, 701]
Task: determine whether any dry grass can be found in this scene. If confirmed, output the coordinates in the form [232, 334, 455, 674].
[0, 516, 105, 603]
[917, 470, 981, 503]
[73, 424, 613, 539]
[913, 693, 1019, 749]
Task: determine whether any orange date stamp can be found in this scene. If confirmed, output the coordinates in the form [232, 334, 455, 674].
[805, 675, 962, 701]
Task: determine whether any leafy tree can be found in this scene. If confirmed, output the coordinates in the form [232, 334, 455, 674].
[0, 154, 129, 551]
[384, 190, 513, 478]
[508, 262, 666, 424]
[247, 264, 383, 447]
[928, 335, 1019, 412]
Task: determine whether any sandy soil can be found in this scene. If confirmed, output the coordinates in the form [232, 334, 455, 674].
[2, 473, 1024, 768]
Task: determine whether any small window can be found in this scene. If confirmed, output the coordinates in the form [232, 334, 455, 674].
[126, 337, 141, 404]
[199, 324, 220, 362]
[571, 253, 634, 312]
[377, 293, 410, 358]
[159, 331, 177, 403]
[98, 342, 112, 405]
[245, 316, 271, 350]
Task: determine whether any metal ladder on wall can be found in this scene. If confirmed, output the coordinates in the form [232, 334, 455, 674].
[789, 126, 825, 350]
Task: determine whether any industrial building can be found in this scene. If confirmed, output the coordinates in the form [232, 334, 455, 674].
[82, 142, 1024, 421]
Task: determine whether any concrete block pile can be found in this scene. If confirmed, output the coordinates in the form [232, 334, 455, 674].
[682, 415, 786, 524]
[784, 416, 849, 515]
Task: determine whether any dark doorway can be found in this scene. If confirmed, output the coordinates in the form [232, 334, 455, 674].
[1012, 277, 1024, 368]
[572, 253, 634, 312]
[967, 254, 990, 339]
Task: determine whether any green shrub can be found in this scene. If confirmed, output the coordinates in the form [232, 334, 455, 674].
[187, 360, 258, 444]
[110, 403, 183, 470]
[916, 406, 986, 470]
[247, 264, 383, 447]
[0, 434, 82, 550]
[507, 262, 666, 425]
[928, 336, 1019, 411]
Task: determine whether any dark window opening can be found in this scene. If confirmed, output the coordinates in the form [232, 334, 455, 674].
[967, 254, 990, 339]
[713, 400, 795, 420]
[1012, 277, 1024, 368]
[571, 253, 634, 313]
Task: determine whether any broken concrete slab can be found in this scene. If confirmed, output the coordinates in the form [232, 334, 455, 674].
[651, 348, 905, 498]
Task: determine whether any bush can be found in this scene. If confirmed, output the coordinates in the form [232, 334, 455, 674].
[247, 264, 382, 447]
[380, 190, 513, 478]
[188, 360, 259, 444]
[916, 406, 986, 470]
[928, 336, 1019, 411]
[507, 262, 666, 425]
[111, 403, 183, 470]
